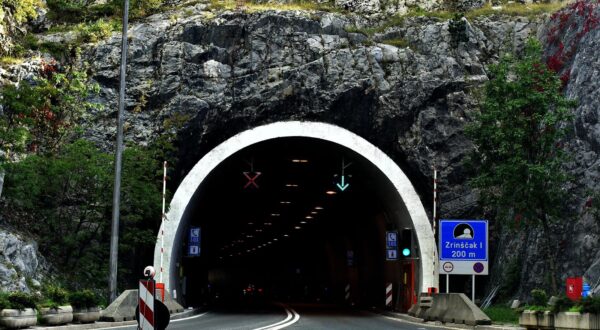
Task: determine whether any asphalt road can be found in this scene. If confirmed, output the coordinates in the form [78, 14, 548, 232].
[103, 303, 451, 330]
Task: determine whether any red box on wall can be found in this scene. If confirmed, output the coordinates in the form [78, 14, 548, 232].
[566, 277, 583, 301]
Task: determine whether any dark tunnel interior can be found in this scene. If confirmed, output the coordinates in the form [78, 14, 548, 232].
[175, 137, 419, 310]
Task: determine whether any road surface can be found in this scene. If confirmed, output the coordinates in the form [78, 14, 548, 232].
[104, 303, 453, 330]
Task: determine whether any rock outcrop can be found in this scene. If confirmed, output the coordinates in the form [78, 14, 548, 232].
[0, 226, 48, 292]
[82, 4, 552, 297]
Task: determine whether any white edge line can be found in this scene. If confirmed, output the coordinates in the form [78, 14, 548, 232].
[380, 314, 466, 330]
[268, 307, 300, 330]
[172, 311, 209, 322]
[95, 311, 209, 330]
[253, 306, 292, 330]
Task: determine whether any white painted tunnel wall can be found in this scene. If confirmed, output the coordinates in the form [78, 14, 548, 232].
[153, 121, 438, 297]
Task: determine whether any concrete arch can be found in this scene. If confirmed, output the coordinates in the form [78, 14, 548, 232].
[154, 121, 437, 297]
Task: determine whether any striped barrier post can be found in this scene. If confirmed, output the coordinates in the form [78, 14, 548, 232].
[386, 283, 393, 308]
[345, 284, 351, 304]
[139, 279, 155, 330]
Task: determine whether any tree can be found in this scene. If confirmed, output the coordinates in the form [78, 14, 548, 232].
[465, 39, 576, 294]
[0, 62, 100, 163]
[2, 139, 168, 290]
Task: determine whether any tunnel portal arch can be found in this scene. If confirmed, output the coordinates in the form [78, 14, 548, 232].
[154, 121, 437, 297]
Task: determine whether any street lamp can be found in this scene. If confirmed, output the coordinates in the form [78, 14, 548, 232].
[108, 0, 129, 303]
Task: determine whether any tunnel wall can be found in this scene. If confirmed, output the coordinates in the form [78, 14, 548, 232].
[153, 121, 438, 300]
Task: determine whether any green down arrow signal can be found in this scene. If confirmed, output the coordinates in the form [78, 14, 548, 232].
[336, 175, 350, 191]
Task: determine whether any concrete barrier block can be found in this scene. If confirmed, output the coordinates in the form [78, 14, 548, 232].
[555, 312, 600, 330]
[423, 293, 492, 326]
[101, 289, 185, 322]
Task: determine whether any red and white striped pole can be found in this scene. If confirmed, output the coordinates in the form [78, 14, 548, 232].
[345, 284, 351, 304]
[434, 165, 441, 293]
[385, 283, 393, 308]
[159, 161, 167, 284]
[139, 279, 155, 330]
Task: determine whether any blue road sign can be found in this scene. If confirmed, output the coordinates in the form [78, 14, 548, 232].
[439, 220, 488, 275]
[188, 227, 201, 257]
[386, 231, 398, 248]
[386, 231, 398, 260]
[386, 249, 398, 260]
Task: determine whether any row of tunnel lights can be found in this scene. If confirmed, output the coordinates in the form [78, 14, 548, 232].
[219, 203, 325, 260]
[219, 158, 340, 260]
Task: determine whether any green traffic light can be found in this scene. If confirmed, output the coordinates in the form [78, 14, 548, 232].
[402, 248, 410, 257]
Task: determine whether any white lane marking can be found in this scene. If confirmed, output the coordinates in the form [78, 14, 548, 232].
[94, 311, 209, 330]
[267, 307, 300, 330]
[171, 311, 209, 322]
[253, 306, 293, 330]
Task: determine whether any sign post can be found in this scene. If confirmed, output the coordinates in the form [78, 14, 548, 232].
[439, 220, 488, 302]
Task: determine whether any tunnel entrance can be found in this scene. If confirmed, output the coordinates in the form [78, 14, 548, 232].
[154, 121, 436, 310]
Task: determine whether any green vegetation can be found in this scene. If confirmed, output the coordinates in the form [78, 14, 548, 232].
[0, 64, 100, 163]
[40, 285, 69, 308]
[69, 290, 101, 309]
[466, 2, 568, 19]
[381, 38, 409, 48]
[0, 62, 175, 292]
[0, 0, 43, 23]
[2, 139, 168, 290]
[0, 292, 39, 310]
[484, 305, 519, 324]
[209, 0, 341, 13]
[531, 289, 549, 306]
[344, 2, 567, 38]
[46, 0, 164, 23]
[465, 39, 576, 294]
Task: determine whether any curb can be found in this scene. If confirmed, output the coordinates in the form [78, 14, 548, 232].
[31, 308, 203, 330]
[377, 310, 525, 330]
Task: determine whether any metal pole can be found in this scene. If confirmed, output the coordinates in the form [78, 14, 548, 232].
[446, 274, 449, 293]
[108, 0, 129, 303]
[472, 274, 475, 303]
[159, 161, 167, 284]
[433, 166, 438, 292]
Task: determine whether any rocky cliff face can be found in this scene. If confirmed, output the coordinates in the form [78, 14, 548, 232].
[0, 220, 49, 292]
[82, 4, 552, 297]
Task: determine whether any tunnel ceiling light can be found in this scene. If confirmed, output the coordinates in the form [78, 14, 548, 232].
[238, 240, 244, 243]
[300, 221, 307, 224]
[280, 201, 292, 204]
[305, 215, 313, 219]
[264, 222, 272, 226]
[273, 238, 278, 241]
[258, 246, 262, 249]
[271, 213, 280, 217]
[248, 222, 254, 225]
[256, 229, 263, 232]
[285, 183, 299, 188]
[294, 226, 301, 229]
[267, 242, 272, 244]
[291, 159, 309, 163]
[326, 190, 336, 195]
[284, 234, 289, 237]
[315, 206, 324, 210]
[310, 211, 318, 215]
[246, 235, 253, 238]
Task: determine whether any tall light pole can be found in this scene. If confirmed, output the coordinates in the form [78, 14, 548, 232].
[109, 0, 129, 303]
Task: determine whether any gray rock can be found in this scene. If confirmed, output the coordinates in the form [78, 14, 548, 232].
[0, 230, 48, 292]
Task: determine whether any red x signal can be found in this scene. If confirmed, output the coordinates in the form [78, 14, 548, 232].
[243, 172, 262, 189]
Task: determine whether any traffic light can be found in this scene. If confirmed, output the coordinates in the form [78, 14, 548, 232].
[400, 229, 412, 258]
